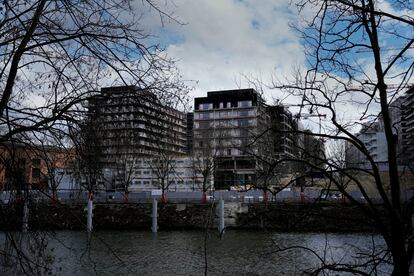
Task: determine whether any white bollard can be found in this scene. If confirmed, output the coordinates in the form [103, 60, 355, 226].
[218, 198, 225, 237]
[87, 198, 93, 233]
[152, 198, 158, 233]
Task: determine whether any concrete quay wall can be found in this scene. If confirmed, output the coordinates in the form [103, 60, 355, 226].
[0, 202, 379, 232]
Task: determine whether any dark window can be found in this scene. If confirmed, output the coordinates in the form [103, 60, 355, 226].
[32, 168, 41, 178]
[199, 122, 210, 129]
[199, 141, 203, 147]
[227, 149, 232, 155]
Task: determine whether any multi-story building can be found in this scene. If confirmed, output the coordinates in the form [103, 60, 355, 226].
[127, 157, 209, 191]
[346, 121, 389, 171]
[85, 86, 187, 190]
[302, 130, 326, 171]
[346, 89, 413, 171]
[267, 105, 300, 173]
[0, 143, 74, 191]
[186, 112, 194, 155]
[86, 86, 187, 167]
[402, 87, 414, 165]
[193, 89, 269, 190]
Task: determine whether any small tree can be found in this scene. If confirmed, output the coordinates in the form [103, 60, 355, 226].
[193, 128, 221, 203]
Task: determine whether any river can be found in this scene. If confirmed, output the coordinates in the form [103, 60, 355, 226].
[1, 230, 392, 275]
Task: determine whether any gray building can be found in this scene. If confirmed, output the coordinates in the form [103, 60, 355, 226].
[346, 121, 389, 171]
[346, 88, 414, 171]
[193, 89, 269, 190]
[85, 86, 187, 189]
[402, 87, 414, 165]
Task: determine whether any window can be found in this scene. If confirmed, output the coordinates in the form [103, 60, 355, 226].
[143, 181, 150, 185]
[201, 112, 211, 119]
[238, 119, 249, 127]
[199, 121, 210, 129]
[32, 168, 41, 178]
[227, 149, 232, 155]
[199, 141, 203, 147]
[238, 100, 252, 108]
[199, 103, 212, 110]
[239, 111, 249, 117]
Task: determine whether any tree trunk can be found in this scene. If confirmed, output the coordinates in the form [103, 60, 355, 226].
[161, 191, 166, 205]
[124, 191, 129, 203]
[52, 190, 58, 203]
[263, 190, 268, 204]
[202, 191, 207, 204]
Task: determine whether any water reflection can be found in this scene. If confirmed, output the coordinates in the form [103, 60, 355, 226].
[1, 230, 390, 275]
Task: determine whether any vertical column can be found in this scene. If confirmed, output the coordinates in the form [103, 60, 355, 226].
[218, 198, 225, 237]
[87, 197, 93, 233]
[152, 198, 158, 233]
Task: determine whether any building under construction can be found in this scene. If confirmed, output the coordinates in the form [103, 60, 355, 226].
[86, 86, 187, 168]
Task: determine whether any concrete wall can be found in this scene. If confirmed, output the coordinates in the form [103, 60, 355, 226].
[0, 202, 380, 232]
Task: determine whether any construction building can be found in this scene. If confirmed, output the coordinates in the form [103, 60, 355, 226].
[85, 86, 187, 190]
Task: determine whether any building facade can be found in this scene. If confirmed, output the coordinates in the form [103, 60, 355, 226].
[0, 143, 73, 191]
[193, 89, 269, 190]
[402, 87, 414, 165]
[86, 86, 187, 166]
[346, 88, 414, 171]
[127, 157, 209, 191]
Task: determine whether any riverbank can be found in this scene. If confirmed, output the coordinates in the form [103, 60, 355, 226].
[0, 202, 380, 232]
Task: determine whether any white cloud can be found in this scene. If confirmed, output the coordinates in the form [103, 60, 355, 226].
[144, 0, 305, 105]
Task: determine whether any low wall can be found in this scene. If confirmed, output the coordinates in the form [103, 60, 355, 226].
[0, 202, 379, 232]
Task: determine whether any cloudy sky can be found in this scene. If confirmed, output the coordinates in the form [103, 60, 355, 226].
[140, 0, 305, 106]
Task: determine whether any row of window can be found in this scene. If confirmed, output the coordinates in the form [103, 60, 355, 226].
[198, 101, 252, 110]
[194, 119, 256, 129]
[131, 179, 194, 185]
[194, 110, 256, 120]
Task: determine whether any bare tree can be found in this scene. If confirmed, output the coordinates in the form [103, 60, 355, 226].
[193, 128, 220, 203]
[263, 0, 414, 274]
[0, 1, 187, 273]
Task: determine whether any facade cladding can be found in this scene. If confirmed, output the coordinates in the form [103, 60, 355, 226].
[346, 87, 414, 171]
[402, 87, 414, 165]
[87, 86, 187, 167]
[193, 89, 270, 190]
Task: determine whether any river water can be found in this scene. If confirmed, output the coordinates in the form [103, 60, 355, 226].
[1, 230, 392, 275]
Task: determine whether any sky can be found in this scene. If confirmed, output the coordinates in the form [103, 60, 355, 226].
[138, 0, 305, 106]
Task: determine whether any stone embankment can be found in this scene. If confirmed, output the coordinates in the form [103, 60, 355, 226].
[0, 202, 380, 232]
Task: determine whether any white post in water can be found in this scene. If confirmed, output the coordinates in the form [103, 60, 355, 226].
[218, 198, 225, 237]
[22, 200, 29, 233]
[152, 198, 158, 233]
[87, 197, 93, 233]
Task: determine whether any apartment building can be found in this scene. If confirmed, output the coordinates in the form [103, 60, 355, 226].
[346, 88, 413, 171]
[346, 121, 390, 171]
[402, 87, 414, 165]
[267, 105, 300, 173]
[86, 86, 187, 167]
[193, 89, 269, 190]
[0, 143, 74, 191]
